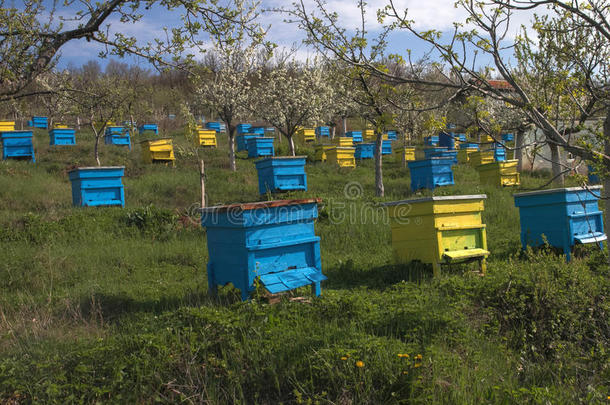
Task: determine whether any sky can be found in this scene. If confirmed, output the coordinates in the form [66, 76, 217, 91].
[51, 0, 539, 71]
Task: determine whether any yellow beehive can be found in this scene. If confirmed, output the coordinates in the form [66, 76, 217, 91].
[326, 147, 356, 168]
[476, 160, 520, 187]
[333, 136, 354, 147]
[314, 144, 335, 162]
[195, 127, 217, 147]
[297, 127, 316, 142]
[468, 150, 495, 166]
[141, 138, 175, 165]
[395, 147, 416, 161]
[480, 134, 496, 144]
[362, 129, 375, 141]
[457, 147, 479, 164]
[384, 195, 489, 276]
[0, 121, 15, 132]
[54, 124, 68, 129]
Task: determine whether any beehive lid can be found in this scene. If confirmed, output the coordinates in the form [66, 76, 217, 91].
[140, 137, 171, 143]
[383, 194, 487, 206]
[256, 155, 306, 162]
[201, 198, 321, 214]
[513, 185, 602, 197]
[69, 166, 125, 172]
[332, 147, 356, 150]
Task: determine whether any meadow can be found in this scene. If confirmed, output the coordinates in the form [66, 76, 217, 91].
[0, 128, 608, 404]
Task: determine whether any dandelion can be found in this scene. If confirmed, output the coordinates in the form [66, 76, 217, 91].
[341, 356, 348, 361]
[414, 363, 422, 368]
[355, 360, 364, 368]
[402, 371, 408, 375]
[415, 354, 423, 361]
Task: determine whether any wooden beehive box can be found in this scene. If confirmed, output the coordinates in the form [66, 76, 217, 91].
[201, 199, 327, 300]
[407, 157, 454, 191]
[138, 124, 159, 135]
[513, 186, 607, 261]
[477, 160, 520, 187]
[395, 147, 416, 162]
[1, 131, 35, 162]
[355, 142, 375, 159]
[141, 138, 175, 164]
[326, 146, 356, 168]
[0, 121, 15, 132]
[468, 150, 495, 166]
[255, 156, 307, 194]
[49, 127, 76, 145]
[345, 131, 362, 142]
[246, 137, 275, 158]
[68, 166, 125, 207]
[384, 195, 489, 276]
[297, 127, 316, 143]
[195, 128, 217, 147]
[314, 144, 334, 162]
[104, 126, 131, 150]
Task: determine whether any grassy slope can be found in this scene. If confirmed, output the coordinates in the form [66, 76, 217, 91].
[0, 128, 608, 404]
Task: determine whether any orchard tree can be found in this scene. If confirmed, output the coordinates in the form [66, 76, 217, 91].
[0, 0, 262, 101]
[254, 60, 332, 156]
[192, 0, 269, 171]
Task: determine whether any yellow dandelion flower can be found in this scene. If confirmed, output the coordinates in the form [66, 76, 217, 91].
[397, 353, 402, 358]
[414, 363, 422, 368]
[415, 354, 423, 360]
[402, 371, 408, 375]
[355, 360, 364, 368]
[341, 356, 348, 361]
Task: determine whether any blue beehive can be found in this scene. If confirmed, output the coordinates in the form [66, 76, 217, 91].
[439, 132, 458, 149]
[255, 156, 307, 194]
[250, 126, 265, 135]
[31, 116, 48, 129]
[355, 142, 375, 159]
[104, 126, 131, 150]
[514, 186, 606, 261]
[587, 165, 600, 184]
[246, 137, 275, 158]
[138, 124, 158, 135]
[68, 166, 125, 207]
[424, 135, 439, 146]
[345, 131, 363, 143]
[458, 134, 467, 142]
[492, 146, 506, 162]
[201, 199, 327, 300]
[236, 134, 258, 152]
[408, 158, 455, 191]
[1, 131, 35, 161]
[265, 127, 275, 134]
[460, 143, 479, 150]
[375, 140, 392, 155]
[316, 126, 330, 138]
[502, 133, 514, 142]
[49, 127, 76, 145]
[424, 147, 448, 159]
[385, 130, 397, 140]
[237, 124, 252, 134]
[205, 121, 222, 132]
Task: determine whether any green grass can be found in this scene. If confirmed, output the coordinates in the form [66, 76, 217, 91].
[0, 128, 608, 403]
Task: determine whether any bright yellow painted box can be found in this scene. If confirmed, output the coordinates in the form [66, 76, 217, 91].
[0, 121, 15, 132]
[297, 127, 316, 143]
[54, 124, 68, 129]
[468, 150, 495, 166]
[195, 127, 217, 147]
[457, 148, 478, 164]
[384, 195, 489, 276]
[476, 160, 520, 186]
[314, 144, 334, 162]
[333, 136, 354, 147]
[141, 138, 175, 164]
[326, 147, 356, 168]
[395, 147, 416, 161]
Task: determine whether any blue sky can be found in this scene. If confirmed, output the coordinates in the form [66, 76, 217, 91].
[53, 0, 536, 71]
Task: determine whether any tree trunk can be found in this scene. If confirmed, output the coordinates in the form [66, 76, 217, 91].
[549, 142, 564, 185]
[228, 125, 236, 172]
[94, 133, 101, 166]
[402, 129, 407, 169]
[515, 127, 525, 172]
[342, 117, 347, 136]
[602, 108, 610, 264]
[77, 116, 81, 130]
[331, 126, 336, 140]
[199, 160, 206, 208]
[375, 132, 384, 197]
[288, 135, 296, 156]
